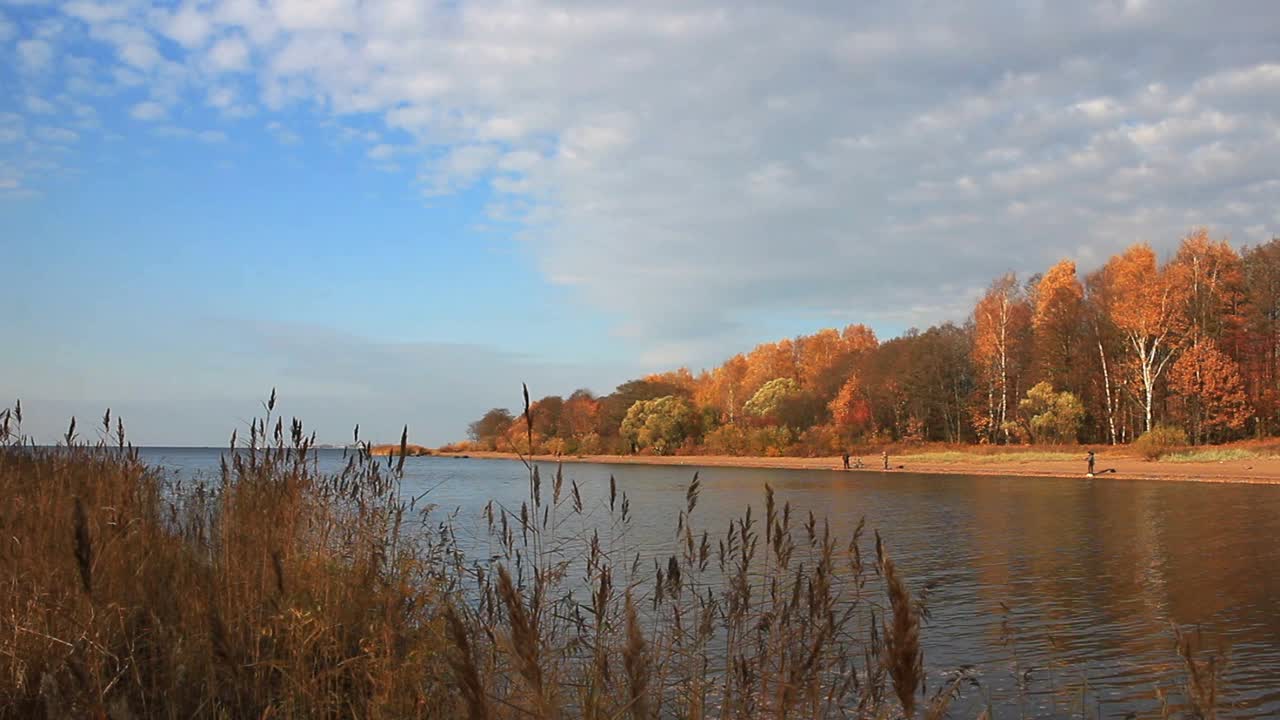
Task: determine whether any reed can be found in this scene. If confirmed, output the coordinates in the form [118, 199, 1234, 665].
[0, 397, 1229, 719]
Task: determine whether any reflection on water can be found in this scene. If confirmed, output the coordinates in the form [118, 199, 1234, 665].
[142, 448, 1280, 718]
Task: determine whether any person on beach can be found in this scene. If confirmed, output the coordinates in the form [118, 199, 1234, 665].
[1087, 450, 1096, 477]
[842, 451, 851, 470]
[882, 451, 889, 470]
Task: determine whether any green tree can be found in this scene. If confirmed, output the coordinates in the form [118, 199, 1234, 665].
[619, 395, 696, 455]
[743, 378, 801, 419]
[596, 379, 693, 439]
[1014, 382, 1085, 444]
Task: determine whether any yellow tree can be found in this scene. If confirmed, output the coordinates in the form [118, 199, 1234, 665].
[795, 328, 845, 389]
[841, 324, 880, 354]
[695, 354, 749, 424]
[1032, 260, 1084, 392]
[1105, 243, 1188, 433]
[972, 274, 1032, 443]
[742, 339, 799, 401]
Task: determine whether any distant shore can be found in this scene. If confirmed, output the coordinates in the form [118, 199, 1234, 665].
[433, 449, 1280, 484]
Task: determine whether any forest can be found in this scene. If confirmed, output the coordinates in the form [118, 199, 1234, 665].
[459, 229, 1280, 457]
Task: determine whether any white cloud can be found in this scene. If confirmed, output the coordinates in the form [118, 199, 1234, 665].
[130, 101, 168, 121]
[24, 96, 57, 115]
[63, 1, 129, 24]
[205, 85, 255, 117]
[0, 113, 24, 144]
[12, 0, 1280, 361]
[119, 40, 161, 70]
[266, 121, 301, 145]
[206, 34, 250, 73]
[17, 38, 54, 73]
[158, 3, 212, 48]
[35, 127, 79, 144]
[366, 143, 397, 160]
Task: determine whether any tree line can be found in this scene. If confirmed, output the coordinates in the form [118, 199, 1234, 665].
[461, 229, 1280, 456]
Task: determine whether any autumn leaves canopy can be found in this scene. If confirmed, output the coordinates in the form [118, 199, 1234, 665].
[465, 229, 1276, 455]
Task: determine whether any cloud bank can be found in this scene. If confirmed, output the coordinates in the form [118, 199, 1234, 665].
[4, 0, 1279, 365]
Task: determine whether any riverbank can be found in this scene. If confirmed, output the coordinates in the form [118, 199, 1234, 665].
[436, 448, 1280, 484]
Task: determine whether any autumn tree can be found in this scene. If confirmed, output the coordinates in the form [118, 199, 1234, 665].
[1013, 382, 1085, 444]
[863, 324, 973, 442]
[695, 354, 749, 424]
[1243, 238, 1280, 431]
[829, 375, 873, 439]
[743, 378, 801, 419]
[741, 339, 799, 403]
[1083, 266, 1127, 444]
[596, 378, 692, 442]
[1032, 260, 1084, 392]
[972, 274, 1032, 443]
[530, 395, 564, 439]
[620, 395, 696, 455]
[1168, 339, 1251, 444]
[467, 408, 514, 450]
[1105, 243, 1187, 433]
[561, 389, 599, 437]
[1170, 228, 1246, 353]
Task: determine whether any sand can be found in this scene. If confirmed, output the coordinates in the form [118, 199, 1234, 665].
[435, 450, 1280, 484]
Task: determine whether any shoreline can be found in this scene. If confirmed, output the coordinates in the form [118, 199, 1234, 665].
[435, 450, 1280, 485]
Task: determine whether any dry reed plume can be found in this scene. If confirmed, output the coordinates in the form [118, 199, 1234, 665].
[0, 395, 1228, 719]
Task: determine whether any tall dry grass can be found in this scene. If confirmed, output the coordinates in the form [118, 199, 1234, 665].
[0, 394, 1228, 718]
[0, 397, 452, 719]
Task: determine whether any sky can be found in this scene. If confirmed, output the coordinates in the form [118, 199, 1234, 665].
[2, 0, 1278, 446]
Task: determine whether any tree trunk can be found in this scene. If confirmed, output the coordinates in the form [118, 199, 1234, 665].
[1097, 339, 1118, 444]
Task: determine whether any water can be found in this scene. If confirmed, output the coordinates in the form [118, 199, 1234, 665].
[142, 448, 1280, 718]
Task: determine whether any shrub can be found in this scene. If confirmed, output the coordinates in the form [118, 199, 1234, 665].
[703, 424, 748, 454]
[1133, 424, 1189, 460]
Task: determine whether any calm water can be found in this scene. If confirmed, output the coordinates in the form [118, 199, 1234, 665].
[142, 448, 1280, 718]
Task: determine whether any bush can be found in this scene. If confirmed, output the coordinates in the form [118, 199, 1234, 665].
[703, 424, 748, 454]
[1133, 424, 1189, 460]
[796, 424, 843, 457]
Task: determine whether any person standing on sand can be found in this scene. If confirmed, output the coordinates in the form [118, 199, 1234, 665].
[842, 451, 851, 470]
[882, 451, 889, 470]
[1087, 450, 1096, 476]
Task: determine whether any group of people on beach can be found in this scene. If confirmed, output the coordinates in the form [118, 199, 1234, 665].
[840, 449, 1108, 477]
[841, 451, 891, 470]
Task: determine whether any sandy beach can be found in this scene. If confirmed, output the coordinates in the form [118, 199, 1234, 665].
[435, 450, 1280, 484]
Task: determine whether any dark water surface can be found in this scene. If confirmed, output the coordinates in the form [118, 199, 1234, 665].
[141, 448, 1280, 718]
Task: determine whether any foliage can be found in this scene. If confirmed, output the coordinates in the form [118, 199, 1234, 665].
[1032, 259, 1084, 391]
[619, 395, 697, 455]
[742, 377, 801, 419]
[596, 379, 692, 439]
[1169, 339, 1251, 444]
[1133, 424, 1190, 460]
[1015, 382, 1085, 444]
[459, 229, 1280, 457]
[829, 375, 872, 437]
[1103, 243, 1188, 433]
[971, 273, 1033, 443]
[467, 407, 514, 449]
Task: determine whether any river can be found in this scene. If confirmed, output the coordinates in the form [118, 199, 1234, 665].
[141, 448, 1280, 718]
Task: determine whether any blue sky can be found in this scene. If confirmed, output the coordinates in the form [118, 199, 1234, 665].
[3, 0, 1278, 445]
